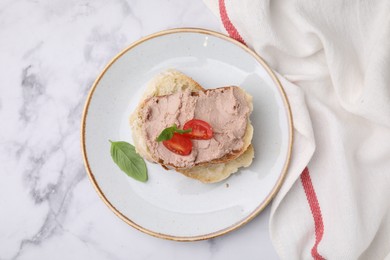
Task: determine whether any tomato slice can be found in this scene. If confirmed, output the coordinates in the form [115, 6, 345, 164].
[163, 133, 192, 155]
[183, 119, 213, 140]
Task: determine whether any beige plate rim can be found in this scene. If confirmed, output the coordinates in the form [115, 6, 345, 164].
[80, 28, 294, 242]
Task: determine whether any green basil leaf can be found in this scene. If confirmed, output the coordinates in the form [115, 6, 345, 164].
[156, 124, 177, 142]
[156, 128, 173, 141]
[156, 124, 193, 142]
[175, 128, 192, 134]
[109, 140, 148, 182]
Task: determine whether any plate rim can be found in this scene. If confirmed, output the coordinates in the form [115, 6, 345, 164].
[81, 28, 293, 241]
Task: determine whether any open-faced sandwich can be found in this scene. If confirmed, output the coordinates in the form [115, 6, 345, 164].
[130, 70, 254, 183]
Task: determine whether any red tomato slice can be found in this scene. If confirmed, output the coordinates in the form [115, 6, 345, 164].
[183, 119, 213, 140]
[163, 133, 192, 155]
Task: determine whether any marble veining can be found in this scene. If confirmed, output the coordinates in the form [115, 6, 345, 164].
[0, 0, 278, 259]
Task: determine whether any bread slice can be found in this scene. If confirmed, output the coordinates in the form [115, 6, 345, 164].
[130, 69, 254, 183]
[178, 145, 255, 183]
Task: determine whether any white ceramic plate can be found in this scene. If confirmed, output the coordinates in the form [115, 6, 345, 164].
[82, 28, 292, 241]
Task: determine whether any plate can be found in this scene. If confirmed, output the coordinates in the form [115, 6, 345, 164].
[81, 28, 293, 241]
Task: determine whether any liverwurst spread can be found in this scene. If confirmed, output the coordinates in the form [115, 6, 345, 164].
[140, 86, 252, 168]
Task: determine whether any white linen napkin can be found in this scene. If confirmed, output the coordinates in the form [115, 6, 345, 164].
[204, 0, 390, 259]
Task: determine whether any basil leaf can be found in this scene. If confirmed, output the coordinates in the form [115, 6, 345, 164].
[156, 125, 176, 142]
[175, 128, 192, 134]
[156, 124, 193, 142]
[109, 140, 148, 182]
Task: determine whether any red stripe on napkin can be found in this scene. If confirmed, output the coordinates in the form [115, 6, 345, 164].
[301, 167, 325, 260]
[218, 0, 246, 45]
[218, 3, 324, 259]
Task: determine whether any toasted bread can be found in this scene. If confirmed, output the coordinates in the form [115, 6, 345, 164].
[130, 69, 254, 183]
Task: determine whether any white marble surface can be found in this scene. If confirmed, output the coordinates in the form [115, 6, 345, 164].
[0, 1, 279, 259]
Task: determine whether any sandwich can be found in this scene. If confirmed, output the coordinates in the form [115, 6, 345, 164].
[130, 69, 254, 183]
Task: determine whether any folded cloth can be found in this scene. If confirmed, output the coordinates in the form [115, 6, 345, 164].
[204, 0, 390, 259]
